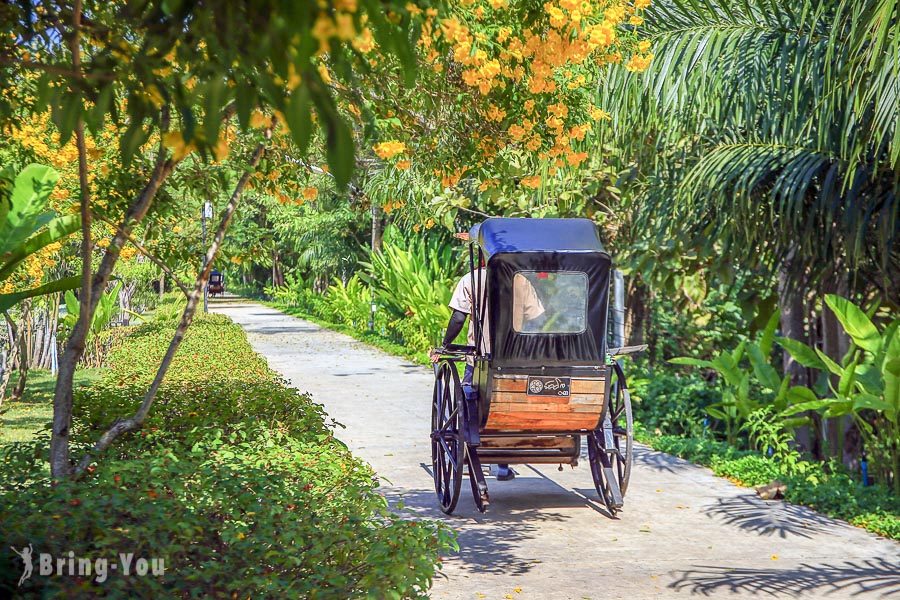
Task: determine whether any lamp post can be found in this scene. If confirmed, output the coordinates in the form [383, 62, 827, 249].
[202, 201, 213, 313]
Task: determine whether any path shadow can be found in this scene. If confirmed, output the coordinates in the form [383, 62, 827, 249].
[669, 558, 900, 597]
[386, 464, 617, 577]
[632, 445, 686, 474]
[385, 487, 570, 577]
[246, 325, 320, 335]
[702, 494, 836, 539]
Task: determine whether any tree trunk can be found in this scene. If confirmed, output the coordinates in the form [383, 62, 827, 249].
[821, 272, 850, 464]
[159, 270, 165, 300]
[371, 202, 383, 254]
[778, 262, 814, 452]
[10, 300, 31, 402]
[73, 127, 271, 475]
[51, 149, 179, 478]
[272, 250, 284, 287]
[0, 312, 19, 406]
[625, 276, 648, 346]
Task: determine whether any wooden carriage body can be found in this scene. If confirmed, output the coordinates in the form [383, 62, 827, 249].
[431, 217, 633, 515]
[468, 218, 612, 465]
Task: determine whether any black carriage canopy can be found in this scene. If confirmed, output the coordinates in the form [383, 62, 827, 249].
[470, 217, 611, 368]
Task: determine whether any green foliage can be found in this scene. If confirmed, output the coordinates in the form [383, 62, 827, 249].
[778, 295, 900, 493]
[1, 3, 423, 189]
[0, 164, 81, 312]
[60, 282, 125, 367]
[361, 229, 461, 353]
[627, 360, 720, 438]
[322, 274, 376, 331]
[603, 0, 899, 297]
[638, 431, 900, 540]
[670, 311, 814, 446]
[150, 292, 187, 325]
[62, 282, 122, 336]
[0, 313, 451, 597]
[270, 228, 462, 355]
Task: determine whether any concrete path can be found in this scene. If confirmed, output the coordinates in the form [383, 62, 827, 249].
[212, 299, 900, 600]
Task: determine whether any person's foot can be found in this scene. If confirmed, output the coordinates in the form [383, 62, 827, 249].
[496, 465, 515, 481]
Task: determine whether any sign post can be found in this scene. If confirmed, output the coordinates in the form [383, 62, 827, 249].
[202, 201, 213, 313]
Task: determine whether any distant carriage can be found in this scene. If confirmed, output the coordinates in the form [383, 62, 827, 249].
[431, 218, 642, 515]
[208, 270, 225, 297]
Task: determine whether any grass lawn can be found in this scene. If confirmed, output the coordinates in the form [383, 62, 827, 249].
[0, 368, 105, 444]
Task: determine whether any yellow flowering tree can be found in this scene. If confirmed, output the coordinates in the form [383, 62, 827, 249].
[319, 1, 653, 231]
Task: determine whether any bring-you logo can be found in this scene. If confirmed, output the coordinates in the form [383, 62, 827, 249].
[10, 545, 165, 586]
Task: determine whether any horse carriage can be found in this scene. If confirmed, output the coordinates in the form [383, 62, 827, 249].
[208, 270, 225, 297]
[431, 218, 639, 515]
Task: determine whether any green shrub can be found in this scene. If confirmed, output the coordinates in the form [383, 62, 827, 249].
[628, 361, 720, 438]
[361, 229, 460, 353]
[0, 314, 452, 597]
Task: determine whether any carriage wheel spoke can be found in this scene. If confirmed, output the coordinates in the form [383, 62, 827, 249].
[438, 437, 459, 470]
[438, 405, 459, 434]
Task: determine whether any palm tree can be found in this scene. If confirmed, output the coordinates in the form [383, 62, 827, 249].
[601, 0, 898, 305]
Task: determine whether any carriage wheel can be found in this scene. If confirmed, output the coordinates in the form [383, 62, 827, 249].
[587, 435, 616, 513]
[608, 361, 634, 494]
[588, 361, 634, 514]
[431, 361, 464, 514]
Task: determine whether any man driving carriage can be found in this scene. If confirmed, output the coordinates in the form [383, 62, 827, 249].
[430, 234, 546, 481]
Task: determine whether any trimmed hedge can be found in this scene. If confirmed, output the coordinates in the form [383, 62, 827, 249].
[638, 428, 900, 540]
[0, 314, 452, 598]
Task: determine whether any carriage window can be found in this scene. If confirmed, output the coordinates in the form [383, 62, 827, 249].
[512, 271, 587, 334]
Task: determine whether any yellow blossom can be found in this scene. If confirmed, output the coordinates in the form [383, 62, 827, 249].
[396, 160, 411, 170]
[625, 53, 653, 72]
[520, 175, 541, 188]
[250, 110, 269, 128]
[373, 140, 407, 159]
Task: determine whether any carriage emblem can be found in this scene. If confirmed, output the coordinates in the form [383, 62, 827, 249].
[526, 376, 570, 397]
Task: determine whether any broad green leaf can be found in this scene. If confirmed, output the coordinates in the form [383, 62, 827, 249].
[884, 319, 900, 362]
[748, 343, 780, 390]
[325, 117, 354, 190]
[883, 357, 900, 412]
[776, 336, 826, 370]
[824, 400, 854, 417]
[705, 406, 728, 420]
[0, 164, 59, 258]
[825, 294, 881, 353]
[759, 309, 781, 355]
[0, 276, 81, 313]
[786, 385, 819, 404]
[0, 214, 81, 282]
[773, 376, 791, 411]
[815, 348, 844, 376]
[730, 340, 746, 364]
[854, 363, 883, 396]
[285, 86, 313, 156]
[668, 357, 714, 368]
[682, 271, 707, 305]
[712, 353, 743, 387]
[852, 393, 892, 412]
[838, 352, 860, 396]
[780, 398, 833, 416]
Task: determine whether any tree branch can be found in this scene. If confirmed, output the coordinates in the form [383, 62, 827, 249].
[92, 213, 191, 297]
[75, 120, 274, 475]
